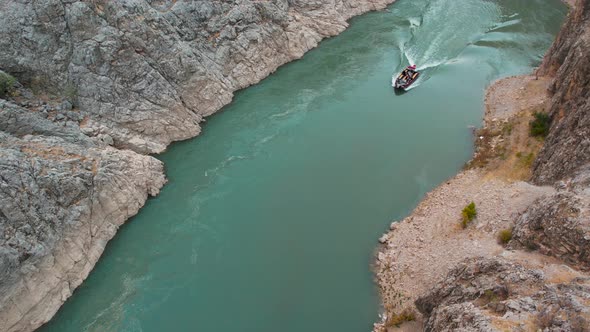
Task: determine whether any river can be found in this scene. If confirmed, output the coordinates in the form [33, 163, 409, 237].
[41, 0, 566, 331]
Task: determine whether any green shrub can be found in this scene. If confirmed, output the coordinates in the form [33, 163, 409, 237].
[461, 202, 477, 228]
[386, 309, 416, 327]
[498, 228, 513, 244]
[530, 112, 551, 137]
[0, 71, 16, 98]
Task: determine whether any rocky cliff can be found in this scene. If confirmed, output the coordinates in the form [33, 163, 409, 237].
[510, 169, 590, 270]
[0, 100, 166, 332]
[533, 0, 590, 184]
[0, 1, 396, 331]
[416, 257, 590, 331]
[0, 0, 394, 154]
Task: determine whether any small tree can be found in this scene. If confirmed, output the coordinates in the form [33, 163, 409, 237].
[498, 228, 513, 244]
[530, 112, 551, 137]
[0, 71, 16, 99]
[461, 202, 477, 228]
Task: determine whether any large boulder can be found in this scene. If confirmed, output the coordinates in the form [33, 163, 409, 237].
[510, 167, 590, 270]
[416, 257, 590, 332]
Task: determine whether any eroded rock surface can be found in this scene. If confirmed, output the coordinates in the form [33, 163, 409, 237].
[0, 100, 166, 332]
[510, 169, 590, 270]
[0, 0, 395, 154]
[0, 1, 398, 331]
[533, 0, 590, 184]
[416, 257, 590, 332]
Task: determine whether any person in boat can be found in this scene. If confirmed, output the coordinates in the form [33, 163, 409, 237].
[406, 64, 417, 77]
[400, 64, 417, 81]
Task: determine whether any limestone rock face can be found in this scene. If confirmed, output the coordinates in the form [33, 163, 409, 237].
[533, 0, 590, 184]
[0, 1, 398, 331]
[0, 0, 395, 154]
[511, 167, 590, 270]
[0, 101, 166, 332]
[512, 0, 590, 282]
[416, 257, 590, 332]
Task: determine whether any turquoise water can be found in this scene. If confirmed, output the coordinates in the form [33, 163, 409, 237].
[41, 1, 566, 331]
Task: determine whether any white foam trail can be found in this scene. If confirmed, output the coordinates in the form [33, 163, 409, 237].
[255, 134, 276, 146]
[204, 155, 247, 177]
[270, 109, 295, 119]
[415, 60, 446, 71]
[392, 0, 502, 89]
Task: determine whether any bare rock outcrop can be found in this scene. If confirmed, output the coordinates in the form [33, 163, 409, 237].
[416, 257, 590, 332]
[533, 0, 590, 184]
[0, 0, 395, 154]
[0, 100, 166, 332]
[0, 1, 400, 331]
[510, 168, 590, 270]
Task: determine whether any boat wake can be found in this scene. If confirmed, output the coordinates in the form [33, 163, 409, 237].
[392, 0, 502, 89]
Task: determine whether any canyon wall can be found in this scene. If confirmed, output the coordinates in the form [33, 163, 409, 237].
[0, 1, 395, 331]
[0, 0, 394, 154]
[533, 0, 590, 184]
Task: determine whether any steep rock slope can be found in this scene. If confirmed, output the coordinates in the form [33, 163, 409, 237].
[0, 0, 394, 154]
[0, 1, 397, 331]
[533, 0, 590, 184]
[510, 168, 590, 270]
[416, 257, 590, 331]
[510, 0, 590, 275]
[0, 100, 166, 332]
